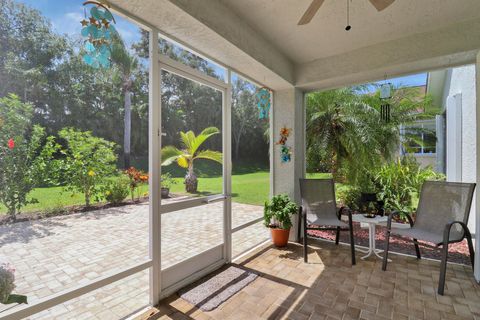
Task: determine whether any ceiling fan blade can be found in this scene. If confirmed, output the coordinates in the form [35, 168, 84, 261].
[368, 0, 395, 11]
[298, 0, 325, 25]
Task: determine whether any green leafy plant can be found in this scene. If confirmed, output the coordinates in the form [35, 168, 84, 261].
[161, 127, 223, 193]
[58, 128, 117, 207]
[0, 94, 57, 220]
[160, 172, 177, 189]
[104, 176, 130, 205]
[338, 187, 362, 211]
[375, 156, 444, 220]
[264, 194, 298, 230]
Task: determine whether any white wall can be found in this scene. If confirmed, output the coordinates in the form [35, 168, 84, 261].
[272, 88, 305, 241]
[443, 65, 477, 231]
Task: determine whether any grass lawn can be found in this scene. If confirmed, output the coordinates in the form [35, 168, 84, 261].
[0, 171, 337, 215]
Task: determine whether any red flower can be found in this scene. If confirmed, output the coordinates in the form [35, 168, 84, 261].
[7, 138, 14, 150]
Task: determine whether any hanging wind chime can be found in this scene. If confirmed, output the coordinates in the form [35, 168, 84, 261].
[80, 1, 116, 68]
[255, 87, 271, 119]
[380, 82, 392, 122]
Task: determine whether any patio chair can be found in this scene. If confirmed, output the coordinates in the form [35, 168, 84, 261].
[299, 178, 356, 265]
[382, 180, 476, 295]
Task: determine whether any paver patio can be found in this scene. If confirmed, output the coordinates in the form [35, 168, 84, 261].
[0, 200, 267, 319]
[157, 240, 480, 320]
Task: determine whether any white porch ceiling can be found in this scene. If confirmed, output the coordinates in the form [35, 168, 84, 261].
[109, 0, 480, 91]
[220, 0, 480, 64]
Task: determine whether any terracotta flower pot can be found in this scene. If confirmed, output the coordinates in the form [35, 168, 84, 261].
[270, 228, 290, 247]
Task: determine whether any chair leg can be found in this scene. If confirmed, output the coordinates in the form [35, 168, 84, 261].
[438, 242, 449, 295]
[335, 226, 340, 245]
[382, 230, 391, 271]
[413, 239, 421, 259]
[303, 216, 308, 263]
[466, 233, 475, 271]
[348, 217, 356, 265]
[297, 212, 302, 244]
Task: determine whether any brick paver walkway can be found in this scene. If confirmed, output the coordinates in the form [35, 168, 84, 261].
[0, 201, 267, 319]
[158, 240, 480, 320]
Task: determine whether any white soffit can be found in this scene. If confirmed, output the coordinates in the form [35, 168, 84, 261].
[109, 0, 294, 90]
[220, 0, 480, 64]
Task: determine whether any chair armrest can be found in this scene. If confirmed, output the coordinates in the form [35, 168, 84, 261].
[443, 220, 472, 244]
[386, 210, 414, 230]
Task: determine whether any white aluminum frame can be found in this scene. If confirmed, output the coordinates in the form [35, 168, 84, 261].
[157, 53, 233, 292]
[0, 4, 275, 316]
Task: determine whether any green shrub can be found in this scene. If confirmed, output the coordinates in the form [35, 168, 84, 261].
[58, 128, 117, 207]
[375, 156, 444, 219]
[0, 94, 57, 219]
[338, 187, 362, 211]
[104, 176, 130, 205]
[264, 194, 298, 229]
[160, 172, 177, 189]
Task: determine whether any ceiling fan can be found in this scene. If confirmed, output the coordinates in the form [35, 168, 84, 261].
[298, 0, 395, 25]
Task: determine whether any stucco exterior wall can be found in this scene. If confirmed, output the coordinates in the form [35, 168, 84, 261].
[413, 154, 437, 169]
[272, 88, 305, 241]
[442, 65, 477, 231]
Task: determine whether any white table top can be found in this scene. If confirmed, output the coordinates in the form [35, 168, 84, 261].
[352, 215, 388, 224]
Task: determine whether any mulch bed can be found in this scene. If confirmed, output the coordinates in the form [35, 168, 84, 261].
[0, 197, 150, 226]
[308, 221, 472, 265]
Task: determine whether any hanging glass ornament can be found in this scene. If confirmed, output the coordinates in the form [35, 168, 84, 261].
[255, 87, 271, 119]
[80, 1, 116, 69]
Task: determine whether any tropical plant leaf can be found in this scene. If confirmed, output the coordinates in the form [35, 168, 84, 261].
[194, 150, 222, 164]
[190, 127, 220, 155]
[177, 155, 189, 168]
[161, 146, 183, 166]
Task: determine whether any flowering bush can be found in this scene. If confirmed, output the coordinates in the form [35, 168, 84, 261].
[124, 167, 148, 201]
[103, 176, 130, 204]
[57, 128, 117, 206]
[0, 260, 15, 303]
[0, 94, 57, 219]
[0, 257, 27, 305]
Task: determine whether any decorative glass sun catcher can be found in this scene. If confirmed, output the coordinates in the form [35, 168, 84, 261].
[255, 87, 271, 119]
[80, 1, 116, 68]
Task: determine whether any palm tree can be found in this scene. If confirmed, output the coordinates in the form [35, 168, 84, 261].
[110, 31, 138, 168]
[306, 85, 436, 184]
[161, 127, 223, 193]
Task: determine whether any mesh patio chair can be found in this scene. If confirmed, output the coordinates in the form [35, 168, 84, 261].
[382, 180, 476, 295]
[299, 178, 356, 265]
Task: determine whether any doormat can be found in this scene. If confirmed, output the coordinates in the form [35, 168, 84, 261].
[178, 266, 258, 311]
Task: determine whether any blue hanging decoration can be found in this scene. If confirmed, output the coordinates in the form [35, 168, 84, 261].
[255, 87, 271, 119]
[80, 1, 116, 69]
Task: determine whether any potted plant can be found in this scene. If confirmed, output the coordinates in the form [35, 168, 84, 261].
[355, 167, 384, 215]
[160, 173, 176, 198]
[264, 194, 298, 247]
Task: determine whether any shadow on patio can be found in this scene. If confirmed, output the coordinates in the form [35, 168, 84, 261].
[148, 239, 480, 320]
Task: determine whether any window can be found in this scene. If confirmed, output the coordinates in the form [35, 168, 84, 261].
[402, 120, 437, 155]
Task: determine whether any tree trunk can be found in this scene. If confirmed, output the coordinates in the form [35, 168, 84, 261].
[234, 135, 241, 161]
[124, 90, 132, 169]
[185, 166, 198, 193]
[85, 190, 91, 207]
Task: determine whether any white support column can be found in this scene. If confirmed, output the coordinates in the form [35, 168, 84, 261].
[446, 94, 463, 182]
[148, 29, 162, 304]
[475, 51, 480, 282]
[223, 70, 233, 263]
[272, 87, 305, 241]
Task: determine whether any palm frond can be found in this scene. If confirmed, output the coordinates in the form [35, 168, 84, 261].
[161, 146, 183, 166]
[194, 150, 223, 164]
[190, 127, 220, 155]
